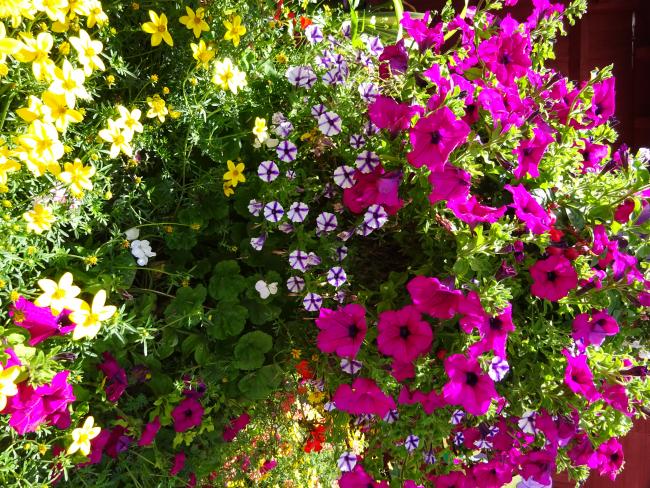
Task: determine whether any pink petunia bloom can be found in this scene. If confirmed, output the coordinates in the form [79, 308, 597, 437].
[171, 397, 204, 432]
[339, 464, 389, 488]
[505, 184, 552, 234]
[400, 11, 443, 52]
[614, 198, 635, 223]
[429, 470, 474, 488]
[563, 350, 600, 402]
[2, 348, 21, 368]
[407, 276, 463, 319]
[428, 164, 471, 204]
[478, 85, 530, 132]
[223, 412, 250, 442]
[588, 438, 623, 481]
[467, 303, 516, 359]
[478, 15, 531, 86]
[260, 459, 277, 474]
[529, 254, 578, 301]
[36, 370, 75, 429]
[368, 96, 423, 137]
[471, 458, 513, 488]
[423, 64, 453, 110]
[572, 311, 619, 348]
[579, 139, 609, 173]
[535, 410, 578, 447]
[377, 306, 432, 362]
[378, 39, 408, 79]
[406, 107, 470, 170]
[98, 352, 128, 403]
[87, 429, 110, 464]
[390, 359, 415, 382]
[138, 416, 161, 446]
[447, 195, 507, 227]
[10, 297, 75, 346]
[442, 354, 498, 416]
[567, 433, 595, 466]
[333, 377, 395, 418]
[512, 123, 555, 179]
[343, 166, 403, 215]
[518, 449, 556, 486]
[170, 452, 186, 477]
[104, 425, 131, 458]
[601, 383, 632, 417]
[526, 0, 565, 29]
[315, 304, 367, 358]
[4, 384, 47, 434]
[412, 389, 445, 414]
[583, 77, 616, 128]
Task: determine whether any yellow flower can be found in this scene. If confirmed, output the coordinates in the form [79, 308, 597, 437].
[190, 39, 214, 69]
[66, 0, 91, 19]
[58, 159, 95, 197]
[223, 15, 246, 47]
[42, 90, 84, 132]
[48, 59, 88, 108]
[142, 11, 173, 47]
[17, 120, 64, 171]
[290, 349, 301, 359]
[67, 417, 101, 456]
[15, 32, 55, 81]
[252, 117, 268, 143]
[70, 289, 117, 340]
[223, 181, 234, 197]
[0, 140, 20, 182]
[98, 119, 133, 158]
[223, 160, 245, 187]
[0, 22, 21, 63]
[35, 272, 81, 314]
[146, 94, 168, 122]
[115, 106, 143, 133]
[85, 0, 108, 28]
[0, 364, 20, 411]
[179, 6, 208, 38]
[212, 58, 246, 94]
[69, 29, 105, 75]
[33, 0, 67, 22]
[16, 95, 51, 124]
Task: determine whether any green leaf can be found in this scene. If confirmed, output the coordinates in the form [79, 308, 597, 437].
[164, 285, 207, 327]
[233, 331, 273, 370]
[244, 299, 281, 325]
[237, 364, 282, 400]
[208, 260, 247, 301]
[205, 301, 248, 339]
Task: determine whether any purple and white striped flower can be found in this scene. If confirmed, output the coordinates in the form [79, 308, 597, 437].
[489, 356, 510, 382]
[423, 450, 436, 465]
[518, 411, 537, 435]
[257, 160, 280, 182]
[322, 69, 339, 86]
[286, 276, 305, 293]
[303, 292, 322, 312]
[405, 435, 419, 452]
[304, 24, 323, 44]
[276, 140, 297, 162]
[288, 250, 309, 272]
[474, 438, 493, 450]
[341, 21, 351, 38]
[363, 120, 380, 136]
[288, 202, 309, 223]
[336, 246, 348, 262]
[355, 222, 375, 237]
[451, 409, 465, 425]
[383, 409, 399, 423]
[311, 104, 327, 119]
[358, 82, 379, 103]
[250, 234, 266, 251]
[286, 66, 317, 89]
[337, 452, 357, 472]
[487, 425, 500, 438]
[285, 170, 296, 180]
[453, 432, 465, 446]
[271, 112, 287, 125]
[349, 134, 365, 149]
[340, 358, 362, 375]
[318, 111, 342, 137]
[278, 222, 294, 233]
[248, 199, 263, 216]
[324, 401, 336, 412]
[316, 49, 334, 68]
[307, 252, 321, 267]
[518, 478, 552, 488]
[356, 50, 373, 69]
[355, 150, 380, 173]
[323, 183, 335, 199]
[263, 201, 284, 222]
[365, 36, 384, 56]
[316, 212, 338, 233]
[364, 204, 388, 229]
[274, 120, 294, 138]
[327, 266, 347, 287]
[333, 165, 356, 189]
[338, 229, 355, 242]
[334, 290, 346, 303]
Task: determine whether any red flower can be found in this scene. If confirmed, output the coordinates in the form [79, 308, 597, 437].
[296, 360, 313, 380]
[304, 425, 326, 453]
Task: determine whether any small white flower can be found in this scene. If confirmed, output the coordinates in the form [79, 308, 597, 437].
[131, 239, 156, 266]
[124, 227, 140, 240]
[255, 280, 278, 299]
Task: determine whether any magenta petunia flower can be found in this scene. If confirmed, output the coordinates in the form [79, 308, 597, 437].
[505, 184, 552, 234]
[447, 195, 507, 227]
[98, 352, 128, 403]
[478, 15, 531, 86]
[171, 397, 204, 432]
[390, 359, 415, 382]
[428, 164, 471, 204]
[460, 296, 515, 358]
[378, 39, 408, 79]
[572, 311, 619, 348]
[342, 166, 402, 216]
[170, 451, 186, 476]
[429, 471, 473, 488]
[579, 139, 609, 173]
[338, 464, 389, 488]
[442, 354, 498, 416]
[5, 384, 47, 434]
[377, 305, 432, 362]
[517, 449, 556, 486]
[223, 412, 250, 442]
[512, 123, 555, 179]
[588, 438, 623, 481]
[568, 433, 595, 466]
[530, 254, 578, 301]
[104, 425, 132, 458]
[138, 416, 161, 446]
[563, 350, 600, 402]
[412, 389, 445, 414]
[333, 377, 395, 418]
[584, 77, 616, 128]
[406, 107, 470, 170]
[401, 11, 443, 52]
[602, 383, 632, 416]
[368, 96, 422, 137]
[315, 304, 367, 358]
[407, 275, 463, 319]
[36, 370, 75, 429]
[10, 297, 75, 346]
[471, 458, 513, 487]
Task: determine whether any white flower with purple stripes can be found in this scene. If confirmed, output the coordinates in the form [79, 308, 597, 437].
[349, 134, 365, 149]
[311, 104, 327, 119]
[303, 292, 322, 312]
[257, 160, 280, 182]
[383, 409, 399, 423]
[288, 250, 309, 272]
[304, 24, 323, 44]
[307, 252, 321, 267]
[355, 150, 380, 173]
[327, 266, 347, 287]
[489, 356, 510, 382]
[364, 35, 384, 56]
[316, 212, 338, 233]
[318, 111, 342, 137]
[263, 201, 284, 222]
[423, 450, 436, 465]
[274, 120, 294, 138]
[287, 202, 309, 223]
[250, 234, 266, 251]
[276, 140, 297, 162]
[340, 358, 362, 375]
[286, 66, 317, 89]
[405, 435, 419, 452]
[364, 204, 388, 230]
[248, 199, 263, 216]
[337, 452, 357, 472]
[451, 409, 465, 425]
[336, 246, 348, 261]
[333, 165, 356, 189]
[286, 276, 305, 293]
[358, 82, 379, 103]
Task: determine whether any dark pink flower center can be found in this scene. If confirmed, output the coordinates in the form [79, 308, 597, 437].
[610, 453, 619, 462]
[399, 325, 411, 339]
[184, 409, 194, 418]
[348, 323, 360, 338]
[499, 53, 511, 65]
[430, 130, 441, 144]
[465, 372, 479, 386]
[489, 317, 503, 330]
[546, 271, 557, 282]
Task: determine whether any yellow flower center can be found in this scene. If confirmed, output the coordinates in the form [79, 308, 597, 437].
[52, 289, 66, 300]
[157, 25, 167, 33]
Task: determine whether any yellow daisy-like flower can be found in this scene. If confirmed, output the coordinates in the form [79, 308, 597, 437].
[15, 32, 55, 81]
[0, 21, 22, 63]
[252, 117, 268, 143]
[98, 119, 133, 159]
[223, 15, 246, 47]
[70, 289, 117, 340]
[48, 59, 88, 108]
[67, 417, 101, 456]
[42, 90, 84, 132]
[179, 6, 209, 38]
[223, 181, 234, 197]
[145, 94, 168, 123]
[142, 11, 173, 47]
[69, 29, 105, 75]
[85, 0, 108, 28]
[35, 272, 81, 315]
[23, 203, 55, 235]
[223, 160, 245, 187]
[58, 159, 95, 197]
[190, 39, 215, 69]
[212, 58, 247, 94]
[0, 364, 21, 411]
[115, 106, 143, 133]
